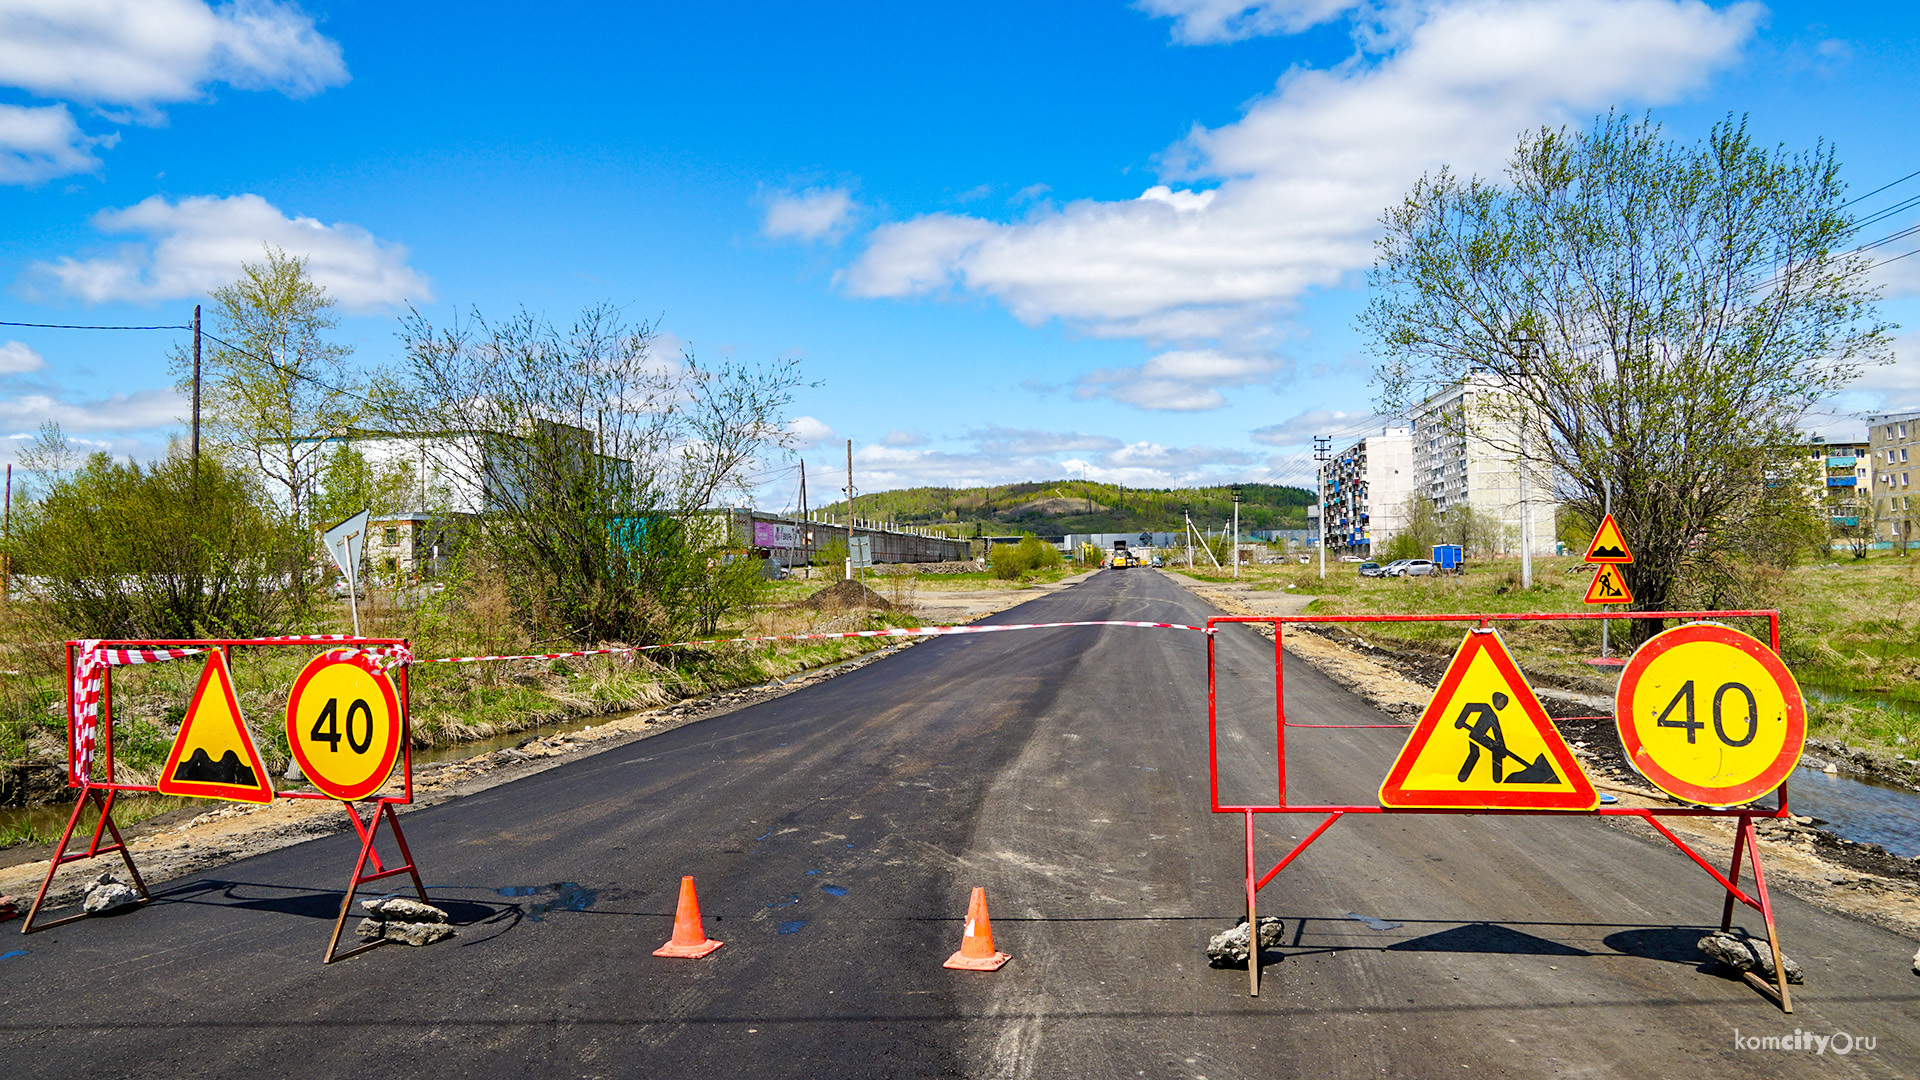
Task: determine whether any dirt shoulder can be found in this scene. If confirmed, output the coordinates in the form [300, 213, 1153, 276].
[1165, 570, 1920, 942]
[0, 578, 1083, 912]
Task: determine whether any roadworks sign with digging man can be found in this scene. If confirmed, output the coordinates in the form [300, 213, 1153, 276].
[1380, 626, 1598, 810]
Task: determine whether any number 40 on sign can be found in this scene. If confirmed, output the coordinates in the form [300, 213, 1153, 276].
[285, 652, 404, 801]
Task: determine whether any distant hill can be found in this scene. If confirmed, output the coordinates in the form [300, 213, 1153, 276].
[807, 480, 1312, 536]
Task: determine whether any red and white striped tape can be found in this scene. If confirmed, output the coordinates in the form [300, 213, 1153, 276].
[418, 619, 1207, 666]
[70, 642, 205, 785]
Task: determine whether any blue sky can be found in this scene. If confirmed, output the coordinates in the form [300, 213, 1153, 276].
[2, 0, 1918, 509]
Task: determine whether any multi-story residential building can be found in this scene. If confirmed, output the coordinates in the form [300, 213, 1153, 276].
[1408, 376, 1556, 556]
[1867, 410, 1920, 546]
[1799, 435, 1872, 533]
[1320, 426, 1414, 555]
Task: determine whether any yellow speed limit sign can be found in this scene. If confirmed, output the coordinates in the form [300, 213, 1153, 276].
[1615, 623, 1805, 806]
[286, 651, 404, 801]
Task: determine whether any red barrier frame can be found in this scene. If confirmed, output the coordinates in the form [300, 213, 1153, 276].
[1207, 611, 1795, 1011]
[22, 638, 429, 963]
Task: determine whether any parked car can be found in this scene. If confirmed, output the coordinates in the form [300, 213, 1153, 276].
[1338, 554, 1363, 563]
[1364, 560, 1405, 578]
[1356, 561, 1381, 576]
[1150, 556, 1163, 567]
[1391, 559, 1436, 577]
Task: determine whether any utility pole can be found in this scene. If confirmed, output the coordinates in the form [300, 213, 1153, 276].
[1314, 435, 1332, 580]
[845, 439, 856, 582]
[2, 464, 10, 605]
[1600, 476, 1612, 660]
[191, 304, 203, 487]
[1231, 485, 1242, 579]
[1184, 506, 1193, 570]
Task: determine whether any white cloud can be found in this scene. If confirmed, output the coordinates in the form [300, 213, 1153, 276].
[762, 187, 859, 243]
[786, 415, 837, 446]
[847, 0, 1759, 351]
[881, 428, 926, 447]
[0, 386, 185, 433]
[0, 341, 45, 374]
[1073, 348, 1290, 411]
[0, 102, 115, 184]
[1137, 0, 1365, 44]
[969, 425, 1123, 456]
[0, 0, 347, 108]
[1250, 407, 1381, 446]
[28, 193, 431, 312]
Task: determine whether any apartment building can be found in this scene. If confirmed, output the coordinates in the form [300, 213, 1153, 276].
[1799, 435, 1872, 531]
[1320, 426, 1414, 555]
[1408, 377, 1556, 556]
[1868, 410, 1920, 545]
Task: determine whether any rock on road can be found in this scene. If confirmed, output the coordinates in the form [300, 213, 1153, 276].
[1, 570, 1914, 1078]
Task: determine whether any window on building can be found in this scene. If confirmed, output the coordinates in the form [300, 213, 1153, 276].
[383, 526, 399, 545]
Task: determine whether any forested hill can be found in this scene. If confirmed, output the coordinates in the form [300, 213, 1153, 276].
[807, 481, 1312, 536]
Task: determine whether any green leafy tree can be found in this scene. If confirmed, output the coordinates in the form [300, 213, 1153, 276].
[7, 449, 310, 638]
[1366, 113, 1892, 636]
[173, 248, 366, 527]
[388, 302, 801, 644]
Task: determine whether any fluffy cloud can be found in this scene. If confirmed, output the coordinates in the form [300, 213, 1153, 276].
[0, 0, 347, 108]
[0, 340, 45, 374]
[0, 386, 185, 433]
[762, 187, 859, 243]
[1137, 0, 1363, 44]
[847, 0, 1759, 352]
[1250, 407, 1381, 447]
[28, 193, 431, 312]
[786, 415, 837, 446]
[0, 102, 115, 184]
[1073, 348, 1290, 411]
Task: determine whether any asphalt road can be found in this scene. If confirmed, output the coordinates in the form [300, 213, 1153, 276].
[2, 569, 1915, 1079]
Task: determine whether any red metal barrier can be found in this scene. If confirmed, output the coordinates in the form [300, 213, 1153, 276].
[1206, 610, 1795, 1011]
[23, 637, 428, 963]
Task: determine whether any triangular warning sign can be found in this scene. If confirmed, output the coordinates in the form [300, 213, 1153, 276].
[1583, 513, 1633, 563]
[157, 652, 274, 804]
[1583, 564, 1633, 605]
[1380, 627, 1596, 809]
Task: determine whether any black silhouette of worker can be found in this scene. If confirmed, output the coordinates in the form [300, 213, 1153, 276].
[1453, 692, 1558, 784]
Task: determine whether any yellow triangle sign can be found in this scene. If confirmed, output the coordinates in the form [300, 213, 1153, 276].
[1380, 627, 1596, 810]
[1583, 513, 1633, 563]
[157, 652, 275, 804]
[1583, 564, 1633, 605]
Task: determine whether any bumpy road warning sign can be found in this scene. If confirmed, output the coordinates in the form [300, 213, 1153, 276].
[1616, 623, 1805, 806]
[1584, 563, 1634, 605]
[286, 651, 403, 801]
[1380, 627, 1597, 810]
[157, 651, 275, 804]
[1584, 514, 1633, 563]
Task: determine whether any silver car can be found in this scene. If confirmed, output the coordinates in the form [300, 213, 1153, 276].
[1391, 559, 1435, 577]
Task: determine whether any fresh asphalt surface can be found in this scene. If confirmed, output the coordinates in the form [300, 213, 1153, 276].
[2, 570, 1915, 1078]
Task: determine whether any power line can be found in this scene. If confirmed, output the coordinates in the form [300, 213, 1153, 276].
[0, 320, 189, 331]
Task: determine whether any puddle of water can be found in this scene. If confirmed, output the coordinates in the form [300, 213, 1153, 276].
[820, 885, 848, 897]
[1788, 766, 1920, 858]
[1345, 912, 1402, 931]
[776, 919, 806, 934]
[496, 882, 598, 920]
[411, 715, 620, 768]
[0, 794, 192, 844]
[1800, 683, 1920, 718]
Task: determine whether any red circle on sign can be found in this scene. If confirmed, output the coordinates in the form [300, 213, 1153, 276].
[285, 651, 403, 801]
[1615, 623, 1804, 806]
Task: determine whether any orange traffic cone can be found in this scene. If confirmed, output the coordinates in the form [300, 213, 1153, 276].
[943, 886, 1011, 970]
[653, 876, 723, 958]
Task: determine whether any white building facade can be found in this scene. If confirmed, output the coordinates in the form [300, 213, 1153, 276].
[1408, 378, 1556, 557]
[1321, 426, 1414, 555]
